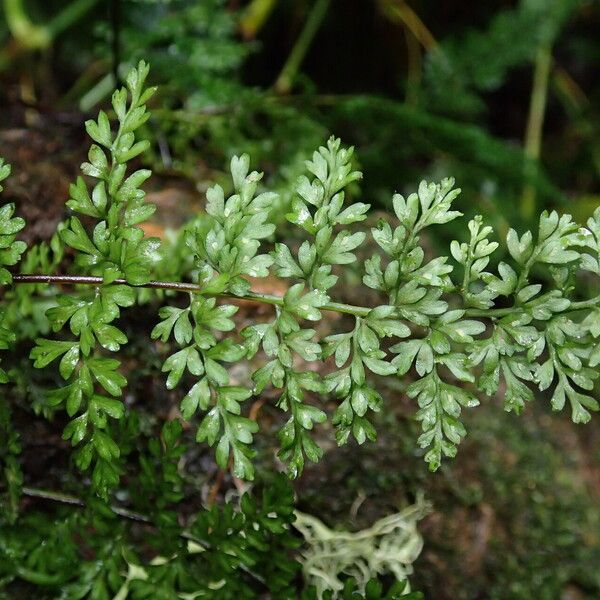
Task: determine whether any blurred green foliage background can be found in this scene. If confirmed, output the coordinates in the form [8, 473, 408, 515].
[1, 0, 599, 226]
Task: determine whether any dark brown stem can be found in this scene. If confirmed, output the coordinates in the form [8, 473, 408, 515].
[12, 273, 201, 293]
[10, 273, 372, 317]
[8, 273, 600, 319]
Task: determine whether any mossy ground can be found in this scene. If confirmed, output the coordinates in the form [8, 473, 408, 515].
[294, 395, 600, 599]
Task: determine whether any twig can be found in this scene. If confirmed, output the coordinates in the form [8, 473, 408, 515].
[9, 273, 373, 317]
[240, 0, 278, 40]
[22, 485, 150, 522]
[249, 397, 266, 422]
[109, 0, 121, 86]
[7, 273, 599, 319]
[552, 64, 588, 114]
[274, 0, 331, 94]
[207, 468, 226, 507]
[522, 44, 552, 220]
[20, 485, 267, 586]
[377, 0, 438, 52]
[403, 23, 422, 105]
[0, 0, 100, 71]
